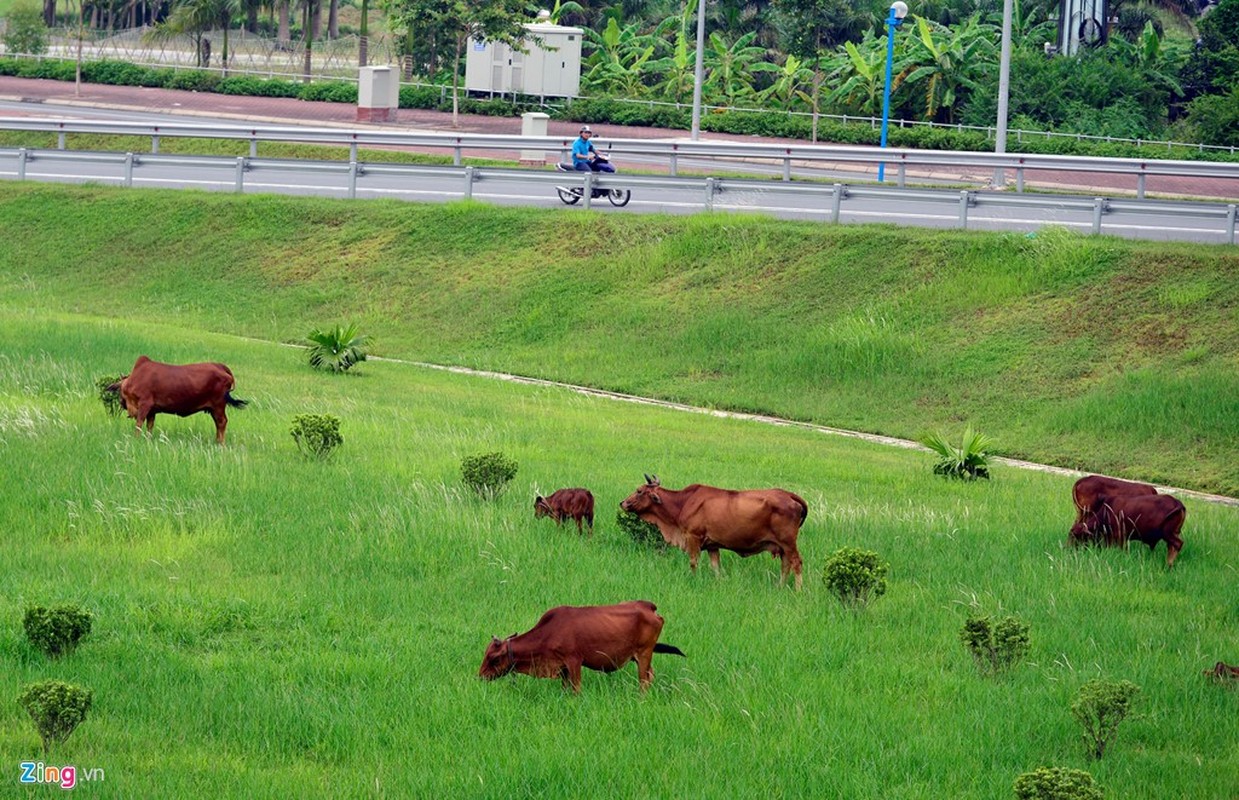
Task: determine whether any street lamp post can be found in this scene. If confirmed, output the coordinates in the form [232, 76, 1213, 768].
[877, 1, 908, 183]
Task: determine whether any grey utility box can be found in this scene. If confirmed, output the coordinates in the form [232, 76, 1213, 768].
[357, 66, 399, 122]
[464, 22, 583, 98]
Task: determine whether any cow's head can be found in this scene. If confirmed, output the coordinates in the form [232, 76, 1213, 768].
[620, 474, 662, 514]
[1068, 506, 1105, 547]
[479, 635, 518, 680]
[533, 495, 552, 519]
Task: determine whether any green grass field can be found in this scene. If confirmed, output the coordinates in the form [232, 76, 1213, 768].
[1, 309, 1237, 799]
[1, 184, 1236, 494]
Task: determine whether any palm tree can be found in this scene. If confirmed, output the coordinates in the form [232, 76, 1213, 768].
[145, 0, 240, 70]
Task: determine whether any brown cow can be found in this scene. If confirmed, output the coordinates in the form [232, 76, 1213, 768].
[107, 356, 247, 444]
[478, 601, 685, 692]
[1070, 475, 1158, 544]
[620, 474, 808, 589]
[534, 488, 595, 534]
[1074, 493, 1187, 568]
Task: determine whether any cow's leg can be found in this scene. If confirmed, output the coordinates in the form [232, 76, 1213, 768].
[789, 547, 804, 591]
[1164, 509, 1186, 569]
[145, 412, 156, 433]
[585, 513, 594, 537]
[636, 648, 655, 691]
[708, 549, 721, 576]
[134, 404, 154, 436]
[686, 538, 702, 573]
[211, 406, 228, 444]
[562, 661, 583, 693]
[575, 516, 584, 535]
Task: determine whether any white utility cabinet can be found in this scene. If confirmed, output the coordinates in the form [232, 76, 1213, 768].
[464, 22, 584, 98]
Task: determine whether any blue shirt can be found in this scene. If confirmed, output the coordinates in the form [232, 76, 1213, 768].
[572, 137, 594, 165]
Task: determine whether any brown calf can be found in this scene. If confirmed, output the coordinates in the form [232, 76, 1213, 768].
[534, 488, 595, 534]
[1075, 493, 1187, 568]
[479, 601, 685, 692]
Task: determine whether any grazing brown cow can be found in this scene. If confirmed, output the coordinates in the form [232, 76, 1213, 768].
[1074, 494, 1187, 568]
[107, 356, 247, 444]
[478, 601, 685, 692]
[1204, 661, 1239, 680]
[620, 474, 808, 589]
[534, 488, 595, 534]
[1070, 475, 1158, 544]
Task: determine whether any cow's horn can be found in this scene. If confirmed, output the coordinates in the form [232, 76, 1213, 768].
[644, 473, 653, 484]
[651, 474, 660, 486]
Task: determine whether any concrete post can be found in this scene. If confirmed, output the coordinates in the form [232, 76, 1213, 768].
[520, 112, 550, 165]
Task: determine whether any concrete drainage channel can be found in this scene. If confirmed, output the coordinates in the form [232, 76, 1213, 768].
[367, 355, 1238, 509]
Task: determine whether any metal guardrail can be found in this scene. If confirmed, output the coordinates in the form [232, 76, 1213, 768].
[3, 117, 1239, 202]
[3, 145, 1236, 243]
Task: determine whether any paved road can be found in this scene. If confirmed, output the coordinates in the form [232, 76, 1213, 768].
[4, 145, 1233, 243]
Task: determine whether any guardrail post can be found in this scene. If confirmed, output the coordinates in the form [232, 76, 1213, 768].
[17, 148, 28, 180]
[57, 132, 65, 150]
[124, 152, 134, 188]
[958, 191, 970, 229]
[1092, 197, 1105, 235]
[783, 157, 791, 182]
[249, 139, 257, 158]
[235, 157, 246, 193]
[1015, 167, 1024, 193]
[463, 166, 475, 200]
[151, 135, 160, 154]
[1136, 172, 1146, 200]
[831, 184, 843, 224]
[897, 163, 906, 189]
[348, 161, 359, 199]
[1226, 204, 1236, 245]
[453, 145, 462, 166]
[349, 143, 358, 163]
[670, 152, 678, 177]
[704, 177, 716, 212]
[582, 172, 594, 209]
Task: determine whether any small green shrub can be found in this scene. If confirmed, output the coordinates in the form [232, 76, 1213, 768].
[961, 615, 1030, 674]
[919, 426, 994, 480]
[164, 69, 220, 92]
[1013, 767, 1104, 800]
[290, 413, 343, 460]
[298, 81, 358, 103]
[461, 451, 518, 498]
[17, 680, 92, 756]
[306, 323, 370, 372]
[1072, 679, 1140, 759]
[823, 547, 888, 607]
[616, 509, 665, 549]
[95, 374, 125, 417]
[3, 1, 49, 56]
[23, 605, 93, 658]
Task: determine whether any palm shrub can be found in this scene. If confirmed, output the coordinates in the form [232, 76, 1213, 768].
[306, 323, 371, 373]
[290, 414, 343, 460]
[23, 605, 93, 658]
[95, 375, 125, 417]
[17, 681, 92, 756]
[919, 426, 994, 480]
[961, 615, 1030, 674]
[823, 547, 889, 608]
[461, 452, 518, 498]
[1013, 767, 1104, 800]
[1072, 679, 1140, 759]
[616, 509, 664, 549]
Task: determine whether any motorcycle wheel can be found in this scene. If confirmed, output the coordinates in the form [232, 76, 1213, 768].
[556, 187, 581, 206]
[608, 189, 632, 208]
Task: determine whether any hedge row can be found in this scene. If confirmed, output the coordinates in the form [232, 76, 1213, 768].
[2, 57, 1235, 162]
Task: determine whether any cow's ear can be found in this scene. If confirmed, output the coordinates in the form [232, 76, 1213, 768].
[492, 636, 501, 645]
[651, 492, 662, 505]
[535, 495, 543, 504]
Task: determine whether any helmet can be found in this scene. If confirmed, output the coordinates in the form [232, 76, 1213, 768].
[579, 125, 593, 134]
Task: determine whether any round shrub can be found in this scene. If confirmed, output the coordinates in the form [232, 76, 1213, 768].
[23, 605, 93, 658]
[18, 680, 92, 756]
[1072, 679, 1140, 759]
[823, 547, 888, 607]
[961, 615, 1031, 675]
[1013, 767, 1104, 800]
[290, 413, 343, 460]
[616, 509, 664, 549]
[461, 452, 518, 498]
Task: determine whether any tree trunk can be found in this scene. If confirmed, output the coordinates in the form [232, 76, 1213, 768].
[311, 0, 321, 40]
[247, 4, 258, 33]
[327, 0, 338, 39]
[811, 66, 821, 144]
[358, 0, 368, 66]
[44, 0, 55, 27]
[278, 0, 290, 45]
[303, 2, 313, 83]
[452, 34, 462, 128]
[222, 25, 230, 76]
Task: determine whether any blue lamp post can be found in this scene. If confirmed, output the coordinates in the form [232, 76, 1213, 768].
[878, 0, 909, 183]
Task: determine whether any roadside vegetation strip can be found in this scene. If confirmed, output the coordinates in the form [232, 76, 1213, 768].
[0, 183, 1236, 494]
[2, 310, 1238, 798]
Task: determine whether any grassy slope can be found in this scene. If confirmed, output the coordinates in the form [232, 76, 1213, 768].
[1, 311, 1236, 799]
[0, 184, 1236, 495]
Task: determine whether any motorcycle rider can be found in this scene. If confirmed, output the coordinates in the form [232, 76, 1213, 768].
[571, 126, 615, 173]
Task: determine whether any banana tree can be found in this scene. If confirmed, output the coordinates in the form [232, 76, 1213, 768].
[901, 14, 996, 122]
[647, 4, 696, 104]
[758, 52, 815, 109]
[582, 17, 662, 97]
[826, 31, 895, 116]
[702, 30, 778, 105]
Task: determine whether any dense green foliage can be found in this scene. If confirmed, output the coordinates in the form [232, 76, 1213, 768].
[2, 185, 1236, 494]
[960, 614, 1030, 674]
[2, 0, 48, 55]
[1, 310, 1236, 796]
[95, 374, 124, 417]
[306, 323, 370, 373]
[461, 451, 519, 497]
[822, 547, 889, 607]
[17, 681, 92, 755]
[1012, 767, 1104, 800]
[289, 413, 343, 460]
[22, 605, 93, 658]
[920, 427, 994, 481]
[1071, 679, 1140, 759]
[616, 508, 665, 549]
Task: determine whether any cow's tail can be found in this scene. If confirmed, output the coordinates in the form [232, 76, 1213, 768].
[788, 491, 809, 524]
[225, 392, 249, 409]
[654, 643, 686, 658]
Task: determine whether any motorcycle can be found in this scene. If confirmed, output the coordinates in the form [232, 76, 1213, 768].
[554, 154, 631, 207]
